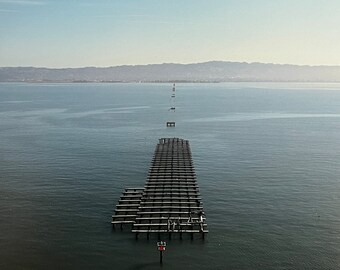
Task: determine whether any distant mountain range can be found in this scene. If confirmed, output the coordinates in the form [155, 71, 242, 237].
[1, 61, 340, 82]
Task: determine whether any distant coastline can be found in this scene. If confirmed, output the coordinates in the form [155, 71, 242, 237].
[2, 61, 340, 83]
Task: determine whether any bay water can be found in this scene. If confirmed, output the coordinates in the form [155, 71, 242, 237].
[1, 82, 340, 269]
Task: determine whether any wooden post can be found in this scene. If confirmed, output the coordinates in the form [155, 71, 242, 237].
[157, 241, 166, 264]
[159, 250, 163, 264]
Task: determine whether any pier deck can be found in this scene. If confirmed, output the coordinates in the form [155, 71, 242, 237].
[111, 138, 208, 239]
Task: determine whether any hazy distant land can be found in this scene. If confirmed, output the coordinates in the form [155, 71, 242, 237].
[1, 61, 340, 83]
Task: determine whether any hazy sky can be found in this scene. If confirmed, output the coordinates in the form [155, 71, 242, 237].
[1, 0, 340, 67]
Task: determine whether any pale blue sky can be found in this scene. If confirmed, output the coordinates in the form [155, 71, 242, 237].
[1, 0, 340, 67]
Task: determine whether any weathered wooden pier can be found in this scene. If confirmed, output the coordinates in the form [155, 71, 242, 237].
[112, 138, 208, 239]
[166, 121, 176, 127]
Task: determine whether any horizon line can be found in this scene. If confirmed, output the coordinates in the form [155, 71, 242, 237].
[2, 60, 340, 69]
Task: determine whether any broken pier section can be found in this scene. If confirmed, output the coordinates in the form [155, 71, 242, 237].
[112, 138, 208, 239]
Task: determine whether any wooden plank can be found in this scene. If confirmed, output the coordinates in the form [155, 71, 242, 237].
[146, 180, 197, 184]
[147, 177, 196, 180]
[140, 201, 201, 205]
[143, 188, 199, 192]
[112, 221, 135, 224]
[112, 214, 137, 218]
[119, 199, 141, 203]
[142, 196, 201, 200]
[115, 209, 139, 212]
[148, 173, 195, 175]
[139, 206, 203, 210]
[135, 217, 206, 221]
[149, 166, 194, 169]
[123, 191, 144, 194]
[132, 229, 209, 233]
[145, 185, 198, 189]
[136, 211, 204, 215]
[121, 195, 143, 198]
[145, 182, 198, 185]
[133, 223, 207, 227]
[143, 192, 201, 196]
[116, 204, 140, 208]
[149, 169, 195, 172]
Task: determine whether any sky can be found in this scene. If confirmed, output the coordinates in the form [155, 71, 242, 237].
[1, 0, 340, 67]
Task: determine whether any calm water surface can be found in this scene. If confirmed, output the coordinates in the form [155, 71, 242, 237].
[1, 82, 340, 269]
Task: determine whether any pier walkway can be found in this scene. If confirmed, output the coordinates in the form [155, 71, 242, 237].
[112, 138, 208, 239]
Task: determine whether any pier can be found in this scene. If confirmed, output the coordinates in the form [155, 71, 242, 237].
[112, 138, 208, 239]
[166, 121, 176, 127]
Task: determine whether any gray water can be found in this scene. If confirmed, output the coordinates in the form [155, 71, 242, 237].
[1, 82, 340, 269]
